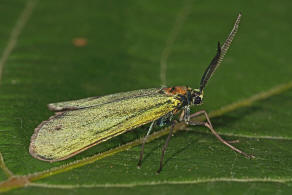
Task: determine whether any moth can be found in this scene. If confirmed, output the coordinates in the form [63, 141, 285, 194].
[29, 13, 253, 173]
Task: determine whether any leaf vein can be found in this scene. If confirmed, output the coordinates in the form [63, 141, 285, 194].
[28, 177, 292, 189]
[0, 0, 38, 85]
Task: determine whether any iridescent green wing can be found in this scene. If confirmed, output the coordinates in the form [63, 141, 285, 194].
[30, 88, 181, 162]
[48, 88, 160, 111]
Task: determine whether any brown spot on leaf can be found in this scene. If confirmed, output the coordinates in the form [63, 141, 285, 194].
[72, 37, 88, 47]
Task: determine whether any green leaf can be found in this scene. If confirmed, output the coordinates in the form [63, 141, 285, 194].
[1, 0, 292, 194]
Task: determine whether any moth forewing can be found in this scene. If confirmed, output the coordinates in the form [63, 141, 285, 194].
[48, 88, 162, 111]
[29, 88, 181, 161]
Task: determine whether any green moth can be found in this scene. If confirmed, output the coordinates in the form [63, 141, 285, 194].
[29, 13, 253, 173]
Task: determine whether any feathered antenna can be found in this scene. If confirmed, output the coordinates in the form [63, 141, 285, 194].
[199, 13, 242, 92]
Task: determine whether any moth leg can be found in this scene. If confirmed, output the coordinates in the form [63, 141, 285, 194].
[137, 121, 155, 168]
[188, 110, 255, 159]
[179, 109, 185, 122]
[157, 120, 176, 173]
[189, 111, 239, 143]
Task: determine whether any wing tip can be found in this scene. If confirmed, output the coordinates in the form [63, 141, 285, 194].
[29, 118, 55, 162]
[29, 113, 66, 162]
[29, 144, 55, 162]
[48, 103, 62, 111]
[48, 103, 79, 111]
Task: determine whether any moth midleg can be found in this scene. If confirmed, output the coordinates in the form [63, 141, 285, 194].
[137, 121, 155, 168]
[188, 110, 255, 159]
[157, 120, 176, 173]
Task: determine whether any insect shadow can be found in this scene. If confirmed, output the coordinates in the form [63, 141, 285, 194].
[211, 105, 263, 128]
[162, 132, 203, 168]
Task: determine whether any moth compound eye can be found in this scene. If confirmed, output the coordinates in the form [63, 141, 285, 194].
[194, 96, 202, 104]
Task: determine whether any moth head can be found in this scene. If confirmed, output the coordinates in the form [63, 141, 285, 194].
[191, 89, 203, 105]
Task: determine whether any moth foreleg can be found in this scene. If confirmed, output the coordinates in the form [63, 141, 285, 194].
[187, 110, 255, 159]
